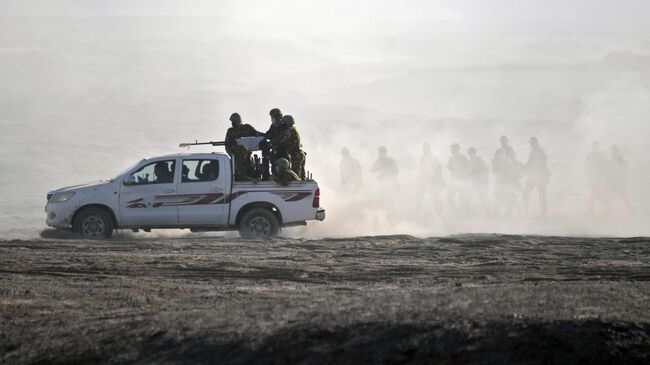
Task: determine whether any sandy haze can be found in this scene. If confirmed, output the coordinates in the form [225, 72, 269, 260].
[1, 1, 650, 238]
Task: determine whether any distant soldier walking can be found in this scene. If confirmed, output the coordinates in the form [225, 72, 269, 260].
[499, 135, 517, 163]
[339, 147, 363, 192]
[447, 143, 470, 215]
[225, 113, 259, 181]
[493, 135, 523, 216]
[584, 141, 610, 213]
[492, 149, 516, 217]
[371, 146, 399, 182]
[417, 143, 444, 216]
[467, 147, 490, 216]
[522, 137, 550, 217]
[606, 144, 635, 213]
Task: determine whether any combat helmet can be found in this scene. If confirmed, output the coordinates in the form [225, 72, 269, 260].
[281, 115, 295, 126]
[269, 108, 282, 118]
[275, 158, 291, 171]
[229, 113, 242, 124]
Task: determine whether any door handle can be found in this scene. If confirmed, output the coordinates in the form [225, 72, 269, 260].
[163, 189, 176, 193]
[210, 188, 223, 192]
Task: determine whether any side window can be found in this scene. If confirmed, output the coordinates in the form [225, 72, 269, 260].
[129, 160, 176, 185]
[182, 159, 220, 183]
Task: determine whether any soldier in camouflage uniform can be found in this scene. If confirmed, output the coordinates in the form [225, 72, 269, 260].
[272, 158, 300, 186]
[225, 113, 259, 181]
[266, 108, 283, 142]
[261, 108, 283, 180]
[267, 114, 288, 160]
[274, 115, 306, 179]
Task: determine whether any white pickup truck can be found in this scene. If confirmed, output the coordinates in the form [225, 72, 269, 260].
[45, 152, 325, 238]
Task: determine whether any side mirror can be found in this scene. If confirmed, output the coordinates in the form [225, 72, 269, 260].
[123, 176, 136, 186]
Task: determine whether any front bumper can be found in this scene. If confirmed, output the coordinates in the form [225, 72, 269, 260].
[45, 202, 76, 229]
[316, 208, 326, 221]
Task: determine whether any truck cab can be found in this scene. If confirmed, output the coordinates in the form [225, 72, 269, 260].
[45, 152, 325, 238]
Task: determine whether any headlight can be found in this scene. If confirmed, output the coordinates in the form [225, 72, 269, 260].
[50, 191, 76, 203]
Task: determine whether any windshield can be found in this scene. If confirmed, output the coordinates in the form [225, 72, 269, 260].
[113, 160, 146, 180]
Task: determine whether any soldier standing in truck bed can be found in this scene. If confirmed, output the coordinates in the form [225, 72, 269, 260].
[225, 113, 259, 181]
[272, 115, 305, 179]
[266, 108, 283, 142]
[262, 108, 283, 179]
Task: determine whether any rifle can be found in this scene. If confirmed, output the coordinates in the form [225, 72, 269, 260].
[179, 140, 226, 148]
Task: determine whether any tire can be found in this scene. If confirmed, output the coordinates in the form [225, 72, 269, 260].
[238, 208, 280, 239]
[73, 207, 114, 238]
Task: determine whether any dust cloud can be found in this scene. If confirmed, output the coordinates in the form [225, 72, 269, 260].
[1, 1, 650, 238]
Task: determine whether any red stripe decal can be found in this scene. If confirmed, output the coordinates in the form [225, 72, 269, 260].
[128, 191, 252, 208]
[195, 193, 224, 205]
[223, 192, 247, 203]
[286, 192, 312, 202]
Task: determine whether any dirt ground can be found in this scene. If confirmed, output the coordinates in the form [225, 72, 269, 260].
[1, 233, 649, 364]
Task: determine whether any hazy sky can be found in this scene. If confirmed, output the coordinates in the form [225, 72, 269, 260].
[1, 0, 650, 238]
[2, 0, 650, 35]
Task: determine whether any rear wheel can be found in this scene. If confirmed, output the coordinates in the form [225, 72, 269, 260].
[73, 207, 114, 238]
[238, 208, 280, 238]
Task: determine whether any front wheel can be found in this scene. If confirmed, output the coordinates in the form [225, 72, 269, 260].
[73, 207, 114, 238]
[238, 208, 280, 239]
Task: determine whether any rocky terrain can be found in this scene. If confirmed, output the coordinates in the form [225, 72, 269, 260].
[1, 233, 649, 364]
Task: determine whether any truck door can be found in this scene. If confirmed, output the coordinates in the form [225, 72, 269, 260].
[119, 159, 179, 226]
[175, 158, 228, 225]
